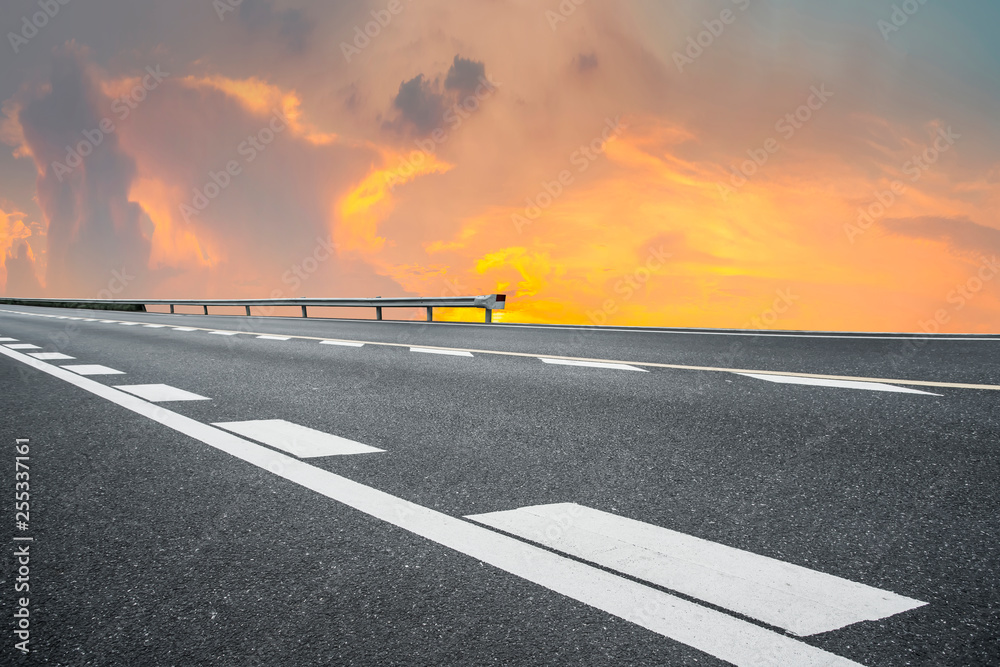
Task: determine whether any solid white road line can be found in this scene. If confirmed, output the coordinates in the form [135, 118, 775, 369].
[410, 347, 474, 357]
[0, 343, 868, 667]
[467, 503, 925, 637]
[172, 327, 197, 332]
[540, 358, 648, 372]
[256, 335, 290, 341]
[113, 384, 210, 402]
[738, 373, 941, 395]
[320, 340, 365, 347]
[208, 331, 239, 336]
[27, 352, 75, 360]
[61, 364, 126, 376]
[4, 343, 40, 349]
[212, 419, 384, 457]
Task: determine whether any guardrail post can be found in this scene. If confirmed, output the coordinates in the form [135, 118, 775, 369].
[485, 308, 492, 323]
[301, 305, 308, 318]
[245, 305, 251, 316]
[375, 306, 382, 321]
[203, 305, 208, 315]
[169, 304, 174, 314]
[426, 306, 433, 322]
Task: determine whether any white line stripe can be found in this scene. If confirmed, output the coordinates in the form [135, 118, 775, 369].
[99, 320, 118, 323]
[207, 331, 239, 336]
[172, 327, 197, 332]
[27, 352, 75, 360]
[467, 503, 925, 637]
[61, 364, 126, 376]
[0, 337, 19, 342]
[213, 419, 383, 457]
[0, 344, 868, 667]
[119, 322, 141, 326]
[4, 343, 40, 349]
[410, 347, 473, 357]
[540, 358, 647, 372]
[256, 335, 290, 341]
[143, 324, 167, 328]
[738, 373, 941, 395]
[319, 340, 365, 347]
[114, 384, 210, 402]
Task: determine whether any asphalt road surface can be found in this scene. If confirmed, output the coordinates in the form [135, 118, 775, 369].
[1, 304, 998, 666]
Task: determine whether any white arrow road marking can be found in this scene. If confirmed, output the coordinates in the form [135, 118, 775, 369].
[61, 364, 126, 376]
[466, 503, 926, 637]
[114, 384, 209, 402]
[540, 358, 648, 372]
[213, 419, 384, 457]
[738, 373, 941, 395]
[0, 344, 870, 667]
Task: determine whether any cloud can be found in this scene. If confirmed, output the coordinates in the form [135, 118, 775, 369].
[881, 216, 1000, 258]
[574, 52, 599, 73]
[238, 0, 312, 54]
[3, 241, 43, 297]
[444, 55, 486, 95]
[389, 74, 448, 135]
[13, 44, 152, 297]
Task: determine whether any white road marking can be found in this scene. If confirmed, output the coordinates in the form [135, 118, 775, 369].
[4, 343, 40, 349]
[114, 384, 210, 402]
[208, 331, 239, 336]
[467, 503, 925, 637]
[99, 320, 118, 323]
[0, 337, 19, 342]
[540, 358, 648, 372]
[82, 318, 98, 321]
[27, 352, 75, 360]
[143, 324, 167, 328]
[172, 327, 197, 332]
[738, 373, 941, 395]
[320, 340, 364, 347]
[256, 335, 290, 341]
[212, 419, 384, 457]
[0, 343, 869, 667]
[61, 364, 126, 376]
[119, 322, 141, 326]
[410, 347, 474, 357]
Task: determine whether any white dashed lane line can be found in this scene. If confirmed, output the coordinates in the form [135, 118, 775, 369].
[410, 347, 474, 357]
[320, 340, 364, 347]
[213, 419, 384, 457]
[540, 358, 648, 372]
[143, 324, 167, 328]
[208, 331, 239, 336]
[738, 373, 941, 396]
[27, 352, 75, 360]
[256, 335, 291, 341]
[61, 364, 126, 376]
[114, 384, 210, 402]
[4, 343, 40, 350]
[172, 327, 197, 332]
[467, 503, 925, 638]
[119, 322, 141, 326]
[0, 337, 19, 342]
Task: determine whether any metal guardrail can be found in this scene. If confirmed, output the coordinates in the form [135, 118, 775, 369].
[0, 294, 507, 323]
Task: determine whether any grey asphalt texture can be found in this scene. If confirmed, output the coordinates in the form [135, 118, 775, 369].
[1, 305, 998, 666]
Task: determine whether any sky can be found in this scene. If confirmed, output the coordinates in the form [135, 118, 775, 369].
[0, 0, 997, 332]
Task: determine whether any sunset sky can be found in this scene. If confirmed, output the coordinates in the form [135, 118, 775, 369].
[1, 0, 998, 331]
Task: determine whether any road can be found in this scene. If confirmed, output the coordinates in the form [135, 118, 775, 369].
[1, 304, 998, 666]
